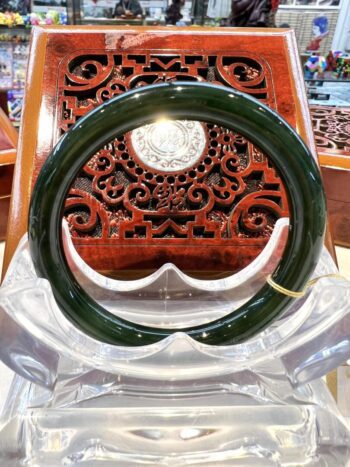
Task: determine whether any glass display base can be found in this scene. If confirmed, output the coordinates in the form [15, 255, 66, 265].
[26, 407, 346, 466]
[0, 368, 349, 466]
[1, 404, 349, 466]
[1, 222, 350, 466]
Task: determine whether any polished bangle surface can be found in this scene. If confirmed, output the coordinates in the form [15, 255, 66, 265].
[29, 82, 326, 346]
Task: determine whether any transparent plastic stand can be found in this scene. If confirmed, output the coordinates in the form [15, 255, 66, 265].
[1, 219, 350, 466]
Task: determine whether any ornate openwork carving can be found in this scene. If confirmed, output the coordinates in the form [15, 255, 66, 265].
[65, 124, 287, 242]
[310, 106, 350, 153]
[57, 50, 287, 271]
[59, 51, 275, 133]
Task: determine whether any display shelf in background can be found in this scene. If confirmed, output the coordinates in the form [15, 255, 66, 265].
[276, 7, 339, 54]
[0, 26, 30, 125]
[308, 81, 350, 106]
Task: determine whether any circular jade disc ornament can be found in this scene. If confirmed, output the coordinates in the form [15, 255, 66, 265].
[29, 82, 326, 346]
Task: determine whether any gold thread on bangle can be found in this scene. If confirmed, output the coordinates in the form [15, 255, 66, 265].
[267, 273, 348, 298]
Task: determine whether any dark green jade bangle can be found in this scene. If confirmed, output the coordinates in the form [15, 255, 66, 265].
[28, 82, 326, 347]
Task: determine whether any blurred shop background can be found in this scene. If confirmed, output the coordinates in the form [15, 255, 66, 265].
[0, 0, 349, 124]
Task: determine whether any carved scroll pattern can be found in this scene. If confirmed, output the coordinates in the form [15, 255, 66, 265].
[310, 106, 350, 153]
[59, 51, 287, 242]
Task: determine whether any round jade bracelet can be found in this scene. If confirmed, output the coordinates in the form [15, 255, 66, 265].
[28, 82, 326, 346]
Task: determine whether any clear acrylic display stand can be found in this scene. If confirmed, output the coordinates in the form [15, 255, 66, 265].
[0, 219, 350, 466]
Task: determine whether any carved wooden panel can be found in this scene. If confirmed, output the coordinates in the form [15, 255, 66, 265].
[57, 49, 287, 272]
[66, 125, 287, 242]
[4, 27, 321, 276]
[311, 106, 350, 154]
[310, 105, 350, 248]
[59, 51, 275, 132]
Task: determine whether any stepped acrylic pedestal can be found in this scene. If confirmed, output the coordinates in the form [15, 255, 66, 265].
[0, 220, 350, 466]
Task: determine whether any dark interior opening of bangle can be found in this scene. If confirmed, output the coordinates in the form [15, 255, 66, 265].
[62, 116, 290, 280]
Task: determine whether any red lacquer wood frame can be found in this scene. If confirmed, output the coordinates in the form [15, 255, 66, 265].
[4, 26, 331, 277]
